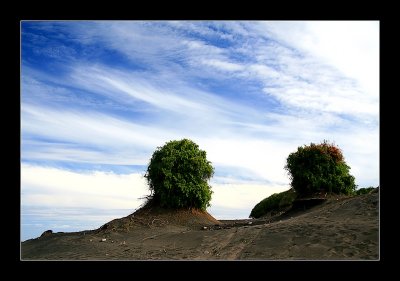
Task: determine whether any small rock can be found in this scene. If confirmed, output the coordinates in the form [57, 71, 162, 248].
[202, 226, 208, 230]
[204, 251, 210, 254]
[248, 222, 253, 225]
[111, 240, 114, 243]
[100, 238, 107, 242]
[90, 239, 93, 242]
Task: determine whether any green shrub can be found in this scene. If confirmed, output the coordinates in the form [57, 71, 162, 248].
[355, 186, 376, 195]
[249, 189, 297, 218]
[144, 138, 214, 210]
[284, 140, 356, 196]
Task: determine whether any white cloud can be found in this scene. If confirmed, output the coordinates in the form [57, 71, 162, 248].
[21, 103, 179, 164]
[259, 21, 379, 100]
[199, 138, 293, 184]
[70, 65, 212, 114]
[210, 182, 288, 211]
[201, 59, 244, 72]
[21, 164, 149, 209]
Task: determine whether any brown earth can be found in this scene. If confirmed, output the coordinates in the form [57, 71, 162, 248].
[21, 191, 379, 260]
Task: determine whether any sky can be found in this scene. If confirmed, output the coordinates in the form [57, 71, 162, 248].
[21, 21, 379, 241]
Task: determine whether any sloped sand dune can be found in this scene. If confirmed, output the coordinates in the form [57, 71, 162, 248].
[21, 192, 378, 260]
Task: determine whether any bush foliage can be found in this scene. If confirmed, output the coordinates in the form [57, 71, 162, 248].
[355, 186, 376, 195]
[284, 140, 356, 196]
[249, 189, 297, 219]
[145, 138, 214, 210]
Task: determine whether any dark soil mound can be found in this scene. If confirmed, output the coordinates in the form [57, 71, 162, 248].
[96, 200, 221, 234]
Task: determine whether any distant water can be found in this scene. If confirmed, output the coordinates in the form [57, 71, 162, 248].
[21, 207, 136, 241]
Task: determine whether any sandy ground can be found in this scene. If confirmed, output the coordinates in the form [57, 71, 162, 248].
[21, 192, 379, 260]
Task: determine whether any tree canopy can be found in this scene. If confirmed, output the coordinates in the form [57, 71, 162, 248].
[285, 140, 356, 196]
[145, 139, 214, 210]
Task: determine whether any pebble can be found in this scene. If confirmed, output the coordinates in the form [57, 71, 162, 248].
[101, 238, 107, 242]
[204, 251, 209, 254]
[202, 226, 208, 230]
[248, 222, 253, 225]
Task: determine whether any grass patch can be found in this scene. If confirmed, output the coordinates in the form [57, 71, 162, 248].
[249, 188, 297, 219]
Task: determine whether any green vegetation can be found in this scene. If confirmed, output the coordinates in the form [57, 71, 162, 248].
[249, 189, 297, 218]
[355, 186, 376, 195]
[145, 138, 214, 210]
[285, 140, 356, 197]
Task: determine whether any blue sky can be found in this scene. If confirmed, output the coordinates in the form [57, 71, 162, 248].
[21, 21, 379, 241]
